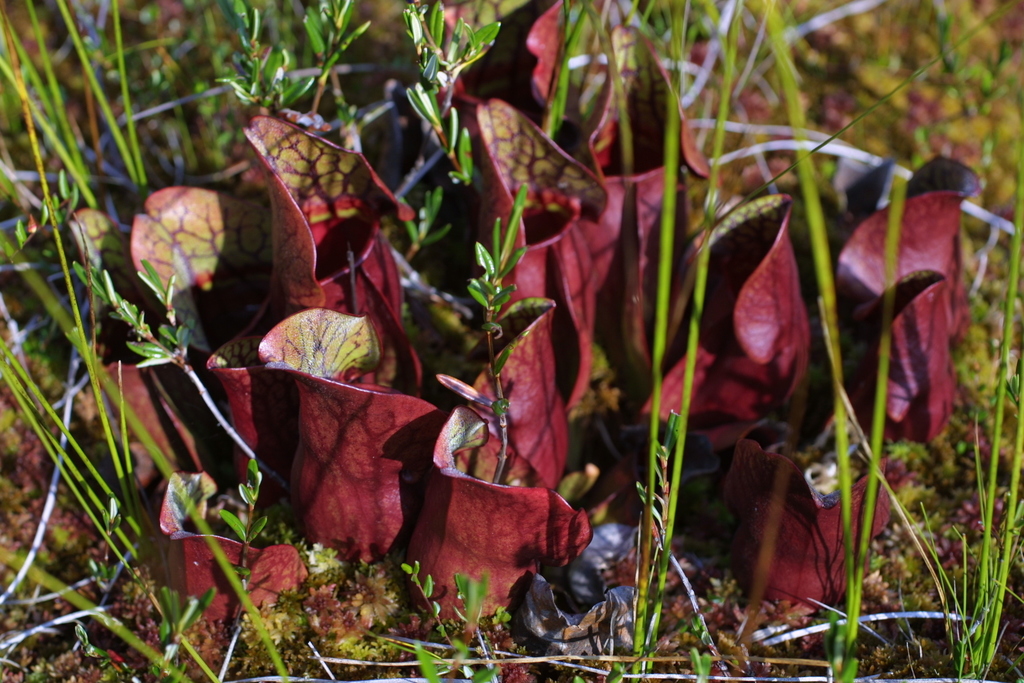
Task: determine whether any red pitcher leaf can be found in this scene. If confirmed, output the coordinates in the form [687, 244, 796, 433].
[905, 157, 982, 198]
[245, 116, 419, 390]
[207, 337, 299, 504]
[470, 298, 567, 489]
[257, 308, 380, 383]
[159, 470, 217, 534]
[259, 310, 446, 561]
[723, 440, 890, 606]
[525, 1, 563, 106]
[245, 116, 413, 293]
[586, 26, 709, 179]
[130, 187, 273, 353]
[478, 100, 605, 246]
[160, 471, 308, 621]
[589, 176, 668, 402]
[848, 271, 954, 443]
[712, 195, 807, 364]
[837, 159, 978, 340]
[406, 407, 592, 618]
[478, 98, 606, 406]
[450, 0, 557, 116]
[656, 196, 809, 434]
[584, 27, 708, 404]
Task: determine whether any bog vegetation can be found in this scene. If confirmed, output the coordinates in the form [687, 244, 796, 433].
[0, 0, 1023, 681]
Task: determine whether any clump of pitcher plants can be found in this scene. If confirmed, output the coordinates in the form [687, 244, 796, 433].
[57, 0, 984, 673]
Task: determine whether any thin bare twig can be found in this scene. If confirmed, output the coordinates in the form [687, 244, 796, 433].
[390, 245, 474, 319]
[308, 640, 337, 680]
[755, 611, 964, 647]
[219, 619, 244, 681]
[179, 363, 289, 493]
[0, 608, 108, 654]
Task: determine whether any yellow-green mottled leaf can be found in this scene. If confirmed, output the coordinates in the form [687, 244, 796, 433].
[258, 308, 380, 382]
[478, 99, 605, 245]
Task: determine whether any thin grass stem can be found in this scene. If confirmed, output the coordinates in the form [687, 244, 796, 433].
[50, 0, 143, 188]
[849, 175, 907, 643]
[22, 0, 88, 177]
[111, 0, 147, 191]
[764, 3, 854, 674]
[647, 0, 741, 665]
[181, 637, 221, 683]
[979, 93, 1024, 666]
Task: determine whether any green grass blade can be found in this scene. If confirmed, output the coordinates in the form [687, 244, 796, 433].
[646, 0, 742, 662]
[764, 3, 854, 676]
[980, 92, 1024, 667]
[111, 0, 147, 191]
[50, 0, 144, 188]
[0, 52, 97, 207]
[23, 0, 89, 176]
[849, 175, 907, 640]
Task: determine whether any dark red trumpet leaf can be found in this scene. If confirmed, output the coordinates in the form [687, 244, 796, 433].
[586, 26, 709, 179]
[406, 407, 592, 618]
[449, 0, 557, 116]
[724, 440, 890, 606]
[837, 159, 978, 340]
[258, 309, 445, 561]
[526, 1, 563, 106]
[207, 337, 299, 504]
[848, 272, 954, 442]
[905, 157, 981, 198]
[589, 174, 669, 401]
[245, 116, 419, 391]
[477, 98, 606, 406]
[584, 26, 709, 402]
[658, 196, 809, 433]
[469, 298, 567, 489]
[130, 187, 273, 352]
[160, 471, 308, 621]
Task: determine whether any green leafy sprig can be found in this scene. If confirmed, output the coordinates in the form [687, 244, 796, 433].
[404, 186, 452, 260]
[216, 0, 315, 111]
[402, 1, 500, 184]
[303, 0, 371, 120]
[219, 459, 268, 584]
[465, 185, 528, 483]
[153, 586, 216, 675]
